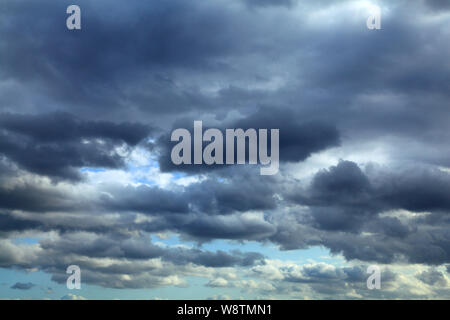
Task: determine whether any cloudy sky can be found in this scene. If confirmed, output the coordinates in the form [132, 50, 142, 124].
[0, 0, 449, 299]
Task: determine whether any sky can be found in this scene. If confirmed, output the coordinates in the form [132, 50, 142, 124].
[0, 0, 449, 300]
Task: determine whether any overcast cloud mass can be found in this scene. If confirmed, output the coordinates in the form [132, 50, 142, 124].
[0, 0, 449, 299]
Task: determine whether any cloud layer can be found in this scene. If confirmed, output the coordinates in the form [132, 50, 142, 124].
[0, 0, 449, 299]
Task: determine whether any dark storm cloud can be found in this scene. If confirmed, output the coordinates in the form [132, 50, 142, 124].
[277, 161, 450, 264]
[1, 157, 449, 266]
[102, 184, 190, 214]
[0, 181, 83, 213]
[0, 172, 273, 218]
[234, 108, 340, 163]
[281, 2, 450, 166]
[0, 169, 278, 237]
[288, 161, 450, 232]
[366, 216, 414, 238]
[1, 160, 449, 265]
[11, 282, 35, 290]
[1, 0, 448, 152]
[174, 213, 276, 241]
[293, 160, 372, 207]
[295, 2, 450, 101]
[333, 227, 449, 265]
[157, 108, 340, 173]
[0, 112, 150, 145]
[0, 177, 187, 217]
[0, 213, 41, 234]
[164, 249, 265, 267]
[0, 112, 151, 180]
[185, 171, 279, 214]
[287, 161, 379, 232]
[0, 0, 252, 121]
[376, 168, 450, 213]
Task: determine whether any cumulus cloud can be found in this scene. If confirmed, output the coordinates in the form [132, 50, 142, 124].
[61, 294, 87, 300]
[416, 269, 448, 287]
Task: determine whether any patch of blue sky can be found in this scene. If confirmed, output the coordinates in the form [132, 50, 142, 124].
[151, 234, 342, 265]
[12, 237, 40, 245]
[0, 268, 61, 300]
[171, 172, 187, 180]
[80, 167, 106, 173]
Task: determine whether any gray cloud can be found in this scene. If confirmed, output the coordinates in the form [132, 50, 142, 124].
[38, 231, 265, 268]
[0, 112, 152, 180]
[279, 161, 450, 264]
[157, 108, 340, 173]
[11, 282, 35, 290]
[425, 0, 450, 11]
[416, 268, 448, 287]
[288, 161, 450, 231]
